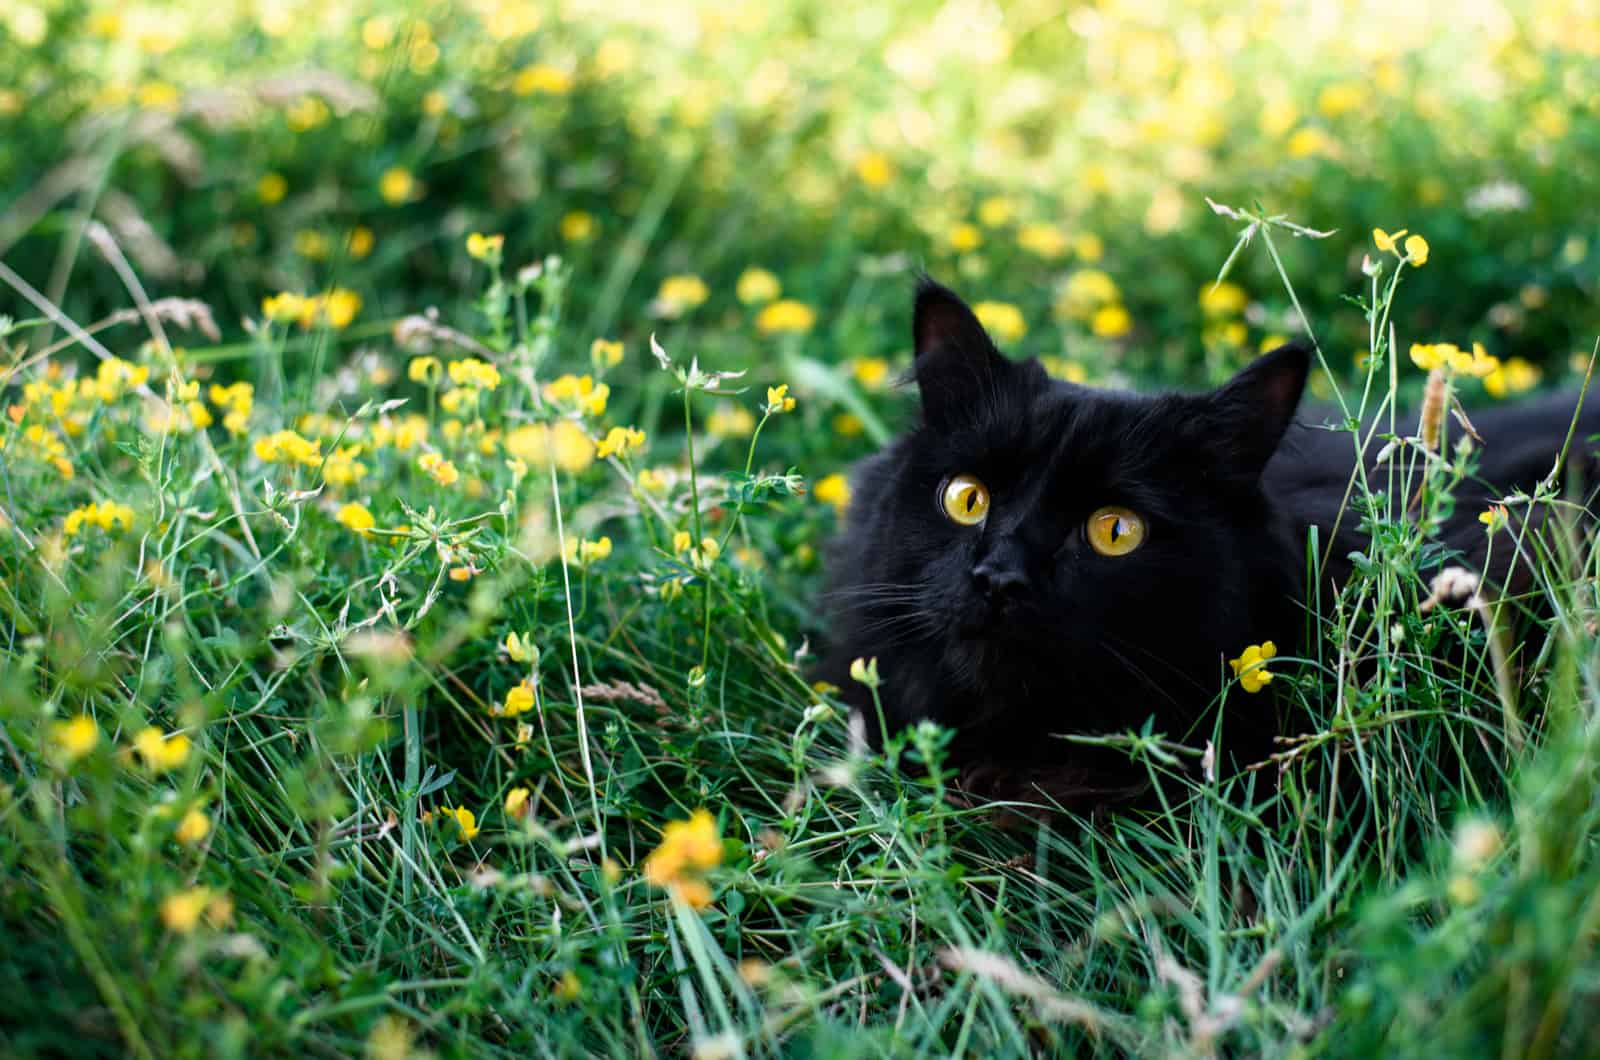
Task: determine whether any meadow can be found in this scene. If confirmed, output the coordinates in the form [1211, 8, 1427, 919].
[3, 0, 1600, 1056]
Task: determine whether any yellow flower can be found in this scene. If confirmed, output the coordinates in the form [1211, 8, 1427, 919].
[417, 452, 460, 487]
[851, 358, 891, 390]
[1199, 282, 1248, 317]
[505, 786, 531, 819]
[1056, 269, 1120, 320]
[736, 267, 782, 305]
[636, 467, 671, 494]
[175, 807, 211, 845]
[503, 632, 538, 665]
[973, 301, 1027, 343]
[257, 172, 288, 204]
[501, 683, 535, 717]
[596, 426, 646, 460]
[977, 196, 1016, 228]
[133, 726, 191, 772]
[1073, 233, 1104, 261]
[642, 809, 722, 909]
[765, 384, 797, 415]
[854, 152, 893, 188]
[1017, 223, 1068, 259]
[253, 429, 322, 466]
[379, 167, 417, 205]
[1091, 303, 1133, 339]
[948, 223, 982, 253]
[408, 356, 443, 384]
[445, 805, 480, 841]
[559, 211, 594, 242]
[590, 339, 624, 371]
[347, 226, 374, 259]
[160, 887, 214, 934]
[1404, 234, 1430, 266]
[50, 715, 99, 763]
[293, 229, 330, 260]
[1479, 504, 1509, 533]
[848, 656, 880, 687]
[261, 291, 309, 323]
[1409, 342, 1449, 371]
[1228, 641, 1277, 694]
[505, 421, 596, 474]
[833, 412, 863, 437]
[319, 288, 362, 330]
[564, 536, 613, 565]
[1372, 227, 1408, 254]
[756, 299, 816, 336]
[814, 473, 851, 515]
[513, 63, 573, 95]
[63, 501, 136, 536]
[543, 374, 609, 416]
[654, 274, 709, 318]
[1483, 357, 1541, 399]
[708, 403, 756, 438]
[336, 502, 376, 536]
[448, 358, 502, 390]
[465, 232, 504, 261]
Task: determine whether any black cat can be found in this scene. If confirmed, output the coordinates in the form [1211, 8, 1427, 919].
[816, 280, 1596, 808]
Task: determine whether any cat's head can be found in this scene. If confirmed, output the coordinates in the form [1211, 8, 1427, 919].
[827, 280, 1309, 752]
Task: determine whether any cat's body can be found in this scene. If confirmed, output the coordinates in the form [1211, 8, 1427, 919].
[817, 281, 1597, 807]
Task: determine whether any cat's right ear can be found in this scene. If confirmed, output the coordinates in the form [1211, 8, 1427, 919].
[912, 279, 1012, 429]
[1205, 340, 1312, 473]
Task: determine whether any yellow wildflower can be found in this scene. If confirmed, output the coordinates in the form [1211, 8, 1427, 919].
[1373, 227, 1407, 254]
[513, 63, 573, 95]
[590, 339, 624, 371]
[1017, 223, 1068, 259]
[565, 536, 613, 565]
[505, 421, 596, 474]
[50, 715, 99, 764]
[973, 301, 1027, 343]
[133, 726, 191, 772]
[465, 232, 504, 261]
[1484, 357, 1541, 399]
[977, 196, 1016, 227]
[765, 385, 797, 414]
[448, 358, 502, 390]
[347, 226, 374, 258]
[501, 683, 536, 717]
[336, 502, 376, 536]
[503, 632, 538, 664]
[1056, 269, 1120, 320]
[63, 501, 136, 536]
[1479, 504, 1509, 533]
[736, 267, 781, 305]
[257, 172, 288, 204]
[253, 429, 322, 466]
[445, 805, 480, 841]
[543, 374, 609, 417]
[854, 152, 893, 188]
[756, 299, 816, 336]
[833, 412, 863, 436]
[655, 274, 709, 318]
[417, 452, 460, 487]
[948, 223, 981, 253]
[175, 807, 211, 845]
[596, 426, 646, 460]
[318, 288, 362, 330]
[708, 403, 756, 438]
[294, 229, 330, 260]
[1199, 282, 1248, 317]
[408, 356, 443, 384]
[559, 211, 594, 242]
[160, 887, 214, 934]
[1228, 641, 1277, 693]
[261, 291, 309, 324]
[1404, 234, 1430, 266]
[505, 786, 531, 820]
[379, 167, 417, 205]
[642, 809, 722, 909]
[1091, 304, 1133, 339]
[814, 473, 851, 515]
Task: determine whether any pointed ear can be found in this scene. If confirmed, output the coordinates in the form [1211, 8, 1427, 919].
[1206, 341, 1311, 472]
[911, 278, 1013, 428]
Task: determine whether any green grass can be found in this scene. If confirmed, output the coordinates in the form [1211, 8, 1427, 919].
[4, 2, 1600, 1056]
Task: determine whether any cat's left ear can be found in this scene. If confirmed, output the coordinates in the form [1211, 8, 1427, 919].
[1205, 341, 1311, 471]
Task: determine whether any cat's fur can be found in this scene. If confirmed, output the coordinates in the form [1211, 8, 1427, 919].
[816, 280, 1597, 807]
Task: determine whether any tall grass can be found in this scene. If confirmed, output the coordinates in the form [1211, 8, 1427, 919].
[3, 193, 1598, 1058]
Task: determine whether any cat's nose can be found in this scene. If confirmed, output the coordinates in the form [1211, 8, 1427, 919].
[971, 561, 1026, 602]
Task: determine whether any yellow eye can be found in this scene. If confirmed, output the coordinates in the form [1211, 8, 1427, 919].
[941, 474, 990, 526]
[1086, 506, 1145, 556]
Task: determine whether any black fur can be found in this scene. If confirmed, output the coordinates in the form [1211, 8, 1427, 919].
[816, 280, 1598, 808]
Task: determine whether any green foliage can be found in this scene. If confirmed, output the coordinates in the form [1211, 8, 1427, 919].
[3, 2, 1600, 1057]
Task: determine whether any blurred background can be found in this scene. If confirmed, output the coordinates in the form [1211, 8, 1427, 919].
[3, 0, 1598, 403]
